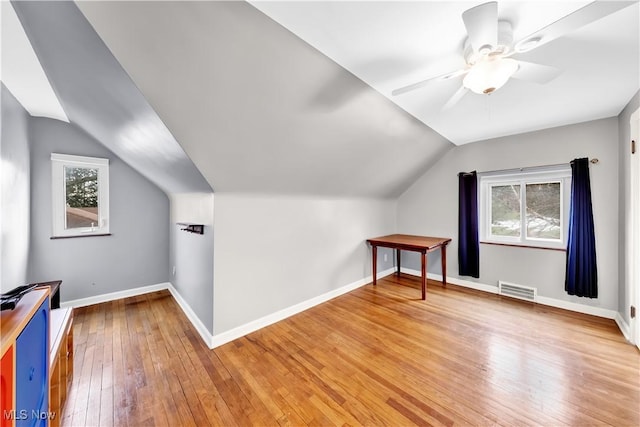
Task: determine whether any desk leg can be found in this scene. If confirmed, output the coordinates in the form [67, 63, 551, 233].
[441, 244, 447, 287]
[421, 252, 427, 300]
[396, 249, 401, 276]
[372, 245, 377, 286]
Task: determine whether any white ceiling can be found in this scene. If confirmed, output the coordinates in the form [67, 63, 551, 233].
[74, 0, 452, 197]
[250, 1, 640, 145]
[0, 2, 68, 122]
[11, 0, 212, 194]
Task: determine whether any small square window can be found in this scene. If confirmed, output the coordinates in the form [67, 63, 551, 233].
[51, 153, 109, 237]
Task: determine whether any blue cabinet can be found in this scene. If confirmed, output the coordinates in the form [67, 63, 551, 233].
[15, 297, 49, 427]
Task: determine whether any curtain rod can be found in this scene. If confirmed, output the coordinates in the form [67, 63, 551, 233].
[465, 158, 599, 176]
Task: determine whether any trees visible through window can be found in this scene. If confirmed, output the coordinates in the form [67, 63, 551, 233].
[490, 184, 521, 237]
[481, 168, 570, 249]
[65, 166, 99, 229]
[526, 182, 561, 240]
[51, 154, 109, 237]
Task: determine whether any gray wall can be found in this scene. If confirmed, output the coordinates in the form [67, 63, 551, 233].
[75, 0, 452, 198]
[212, 194, 395, 334]
[27, 117, 170, 302]
[618, 90, 640, 324]
[169, 193, 214, 334]
[398, 117, 620, 311]
[12, 0, 212, 195]
[0, 85, 31, 292]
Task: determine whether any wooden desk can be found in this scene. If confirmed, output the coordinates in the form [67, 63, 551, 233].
[367, 234, 452, 300]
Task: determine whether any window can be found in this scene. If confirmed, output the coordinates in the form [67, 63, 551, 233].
[51, 153, 109, 237]
[480, 167, 571, 249]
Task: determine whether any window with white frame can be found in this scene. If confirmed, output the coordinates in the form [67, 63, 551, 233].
[51, 153, 109, 238]
[479, 166, 571, 249]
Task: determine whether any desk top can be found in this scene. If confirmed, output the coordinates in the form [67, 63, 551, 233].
[367, 234, 451, 251]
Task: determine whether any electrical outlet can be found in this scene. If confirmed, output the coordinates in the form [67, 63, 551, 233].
[384, 253, 388, 262]
[172, 266, 176, 276]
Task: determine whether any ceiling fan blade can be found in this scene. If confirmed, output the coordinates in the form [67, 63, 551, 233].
[512, 61, 562, 84]
[514, 1, 635, 53]
[443, 86, 469, 111]
[462, 1, 498, 53]
[392, 68, 467, 96]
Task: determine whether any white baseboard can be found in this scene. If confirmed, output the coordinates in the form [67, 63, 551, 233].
[210, 267, 396, 349]
[615, 313, 632, 342]
[429, 271, 499, 294]
[59, 281, 217, 348]
[400, 267, 499, 294]
[167, 283, 215, 348]
[58, 268, 624, 348]
[535, 295, 617, 319]
[400, 267, 618, 320]
[57, 269, 397, 350]
[60, 282, 170, 309]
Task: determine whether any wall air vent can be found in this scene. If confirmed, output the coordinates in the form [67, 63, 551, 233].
[498, 280, 537, 302]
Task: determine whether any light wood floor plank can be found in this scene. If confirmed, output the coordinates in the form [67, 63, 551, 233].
[62, 275, 639, 426]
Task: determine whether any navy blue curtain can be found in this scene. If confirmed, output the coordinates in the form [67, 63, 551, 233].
[565, 158, 597, 298]
[458, 172, 479, 278]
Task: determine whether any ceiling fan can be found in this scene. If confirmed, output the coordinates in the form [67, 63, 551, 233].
[392, 1, 634, 109]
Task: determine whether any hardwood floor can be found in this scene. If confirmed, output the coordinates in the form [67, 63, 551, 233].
[61, 274, 640, 426]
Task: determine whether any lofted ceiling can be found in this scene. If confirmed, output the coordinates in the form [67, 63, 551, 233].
[6, 1, 638, 198]
[10, 0, 212, 194]
[74, 0, 452, 197]
[0, 2, 67, 122]
[250, 1, 640, 145]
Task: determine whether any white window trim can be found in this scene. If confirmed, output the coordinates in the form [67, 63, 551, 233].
[479, 167, 571, 250]
[51, 153, 109, 238]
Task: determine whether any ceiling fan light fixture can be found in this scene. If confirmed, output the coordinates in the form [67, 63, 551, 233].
[463, 57, 519, 95]
[515, 36, 542, 53]
[478, 44, 493, 55]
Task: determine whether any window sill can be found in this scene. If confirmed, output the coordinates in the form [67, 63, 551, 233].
[480, 241, 566, 252]
[50, 233, 112, 240]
